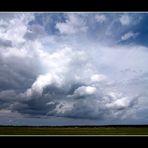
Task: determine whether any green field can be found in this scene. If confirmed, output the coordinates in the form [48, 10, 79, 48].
[0, 127, 148, 135]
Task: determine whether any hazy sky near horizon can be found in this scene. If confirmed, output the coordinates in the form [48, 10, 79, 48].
[0, 12, 148, 125]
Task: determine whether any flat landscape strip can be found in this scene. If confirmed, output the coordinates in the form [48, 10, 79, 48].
[0, 127, 148, 135]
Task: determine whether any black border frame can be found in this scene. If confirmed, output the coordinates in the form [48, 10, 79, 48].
[0, 0, 148, 145]
[0, 0, 148, 11]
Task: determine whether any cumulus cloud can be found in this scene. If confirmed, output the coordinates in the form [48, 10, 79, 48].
[0, 13, 34, 45]
[95, 14, 106, 23]
[74, 86, 96, 96]
[119, 14, 131, 26]
[119, 14, 142, 27]
[121, 31, 139, 41]
[55, 13, 88, 34]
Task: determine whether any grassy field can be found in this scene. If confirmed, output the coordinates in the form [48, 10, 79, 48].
[0, 126, 148, 135]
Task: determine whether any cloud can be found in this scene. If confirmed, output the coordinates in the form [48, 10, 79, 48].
[95, 14, 106, 23]
[74, 86, 96, 96]
[91, 74, 106, 82]
[121, 31, 139, 41]
[24, 24, 47, 41]
[55, 14, 88, 34]
[119, 14, 142, 27]
[0, 38, 12, 47]
[0, 38, 144, 121]
[119, 14, 130, 26]
[8, 45, 140, 120]
[0, 13, 34, 45]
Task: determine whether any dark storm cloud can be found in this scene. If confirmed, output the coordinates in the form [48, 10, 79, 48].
[9, 77, 138, 120]
[0, 53, 39, 91]
[10, 84, 83, 117]
[0, 90, 18, 101]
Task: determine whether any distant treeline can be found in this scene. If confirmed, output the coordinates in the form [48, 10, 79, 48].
[0, 125, 148, 128]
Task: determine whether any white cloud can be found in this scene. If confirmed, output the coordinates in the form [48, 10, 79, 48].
[106, 97, 130, 109]
[0, 13, 34, 45]
[119, 14, 130, 26]
[55, 14, 88, 34]
[74, 86, 97, 96]
[121, 31, 138, 41]
[119, 14, 142, 27]
[95, 14, 106, 23]
[25, 47, 90, 97]
[91, 74, 106, 82]
[53, 101, 74, 115]
[27, 72, 64, 96]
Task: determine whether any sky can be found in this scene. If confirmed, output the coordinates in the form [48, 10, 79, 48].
[0, 12, 148, 125]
